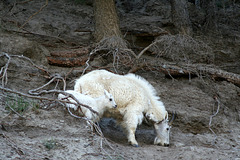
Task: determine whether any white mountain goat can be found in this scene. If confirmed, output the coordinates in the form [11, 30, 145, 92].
[74, 69, 175, 147]
[58, 90, 117, 122]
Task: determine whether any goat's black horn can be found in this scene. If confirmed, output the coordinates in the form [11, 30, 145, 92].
[169, 112, 176, 126]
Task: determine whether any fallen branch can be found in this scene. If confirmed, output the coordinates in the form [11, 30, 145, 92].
[0, 52, 97, 114]
[1, 86, 99, 116]
[158, 63, 240, 86]
[0, 53, 120, 159]
[128, 60, 240, 87]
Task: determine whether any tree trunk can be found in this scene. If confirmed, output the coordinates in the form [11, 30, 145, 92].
[201, 0, 217, 30]
[93, 0, 122, 42]
[170, 0, 193, 35]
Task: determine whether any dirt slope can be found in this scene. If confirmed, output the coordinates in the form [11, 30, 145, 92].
[0, 0, 239, 159]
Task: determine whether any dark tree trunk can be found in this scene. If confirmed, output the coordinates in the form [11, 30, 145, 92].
[201, 0, 217, 30]
[93, 0, 122, 42]
[170, 0, 193, 35]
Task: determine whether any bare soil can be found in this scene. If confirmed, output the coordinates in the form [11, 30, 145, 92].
[0, 0, 240, 160]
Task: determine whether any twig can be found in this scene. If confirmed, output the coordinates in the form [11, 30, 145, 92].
[5, 103, 26, 119]
[0, 86, 57, 101]
[10, 54, 50, 76]
[112, 48, 119, 73]
[137, 41, 157, 59]
[66, 108, 102, 138]
[28, 74, 66, 95]
[0, 53, 118, 159]
[81, 50, 94, 76]
[0, 52, 11, 87]
[164, 64, 176, 82]
[123, 48, 137, 58]
[67, 106, 89, 121]
[209, 96, 220, 144]
[0, 52, 96, 114]
[66, 106, 115, 159]
[19, 0, 49, 29]
[1, 85, 99, 116]
[0, 52, 50, 81]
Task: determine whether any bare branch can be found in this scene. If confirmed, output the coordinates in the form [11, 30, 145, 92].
[10, 54, 50, 75]
[209, 96, 220, 144]
[0, 52, 11, 87]
[28, 74, 66, 95]
[137, 41, 157, 59]
[0, 52, 119, 158]
[5, 103, 26, 119]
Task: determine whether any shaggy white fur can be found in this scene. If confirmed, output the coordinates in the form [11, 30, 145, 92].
[74, 70, 169, 147]
[58, 89, 117, 122]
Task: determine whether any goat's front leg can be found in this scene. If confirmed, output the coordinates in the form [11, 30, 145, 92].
[122, 111, 141, 147]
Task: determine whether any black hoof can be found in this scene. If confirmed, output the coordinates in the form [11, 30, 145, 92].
[164, 143, 170, 147]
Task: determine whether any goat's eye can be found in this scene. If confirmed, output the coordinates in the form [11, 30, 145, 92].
[166, 128, 169, 131]
[109, 98, 112, 101]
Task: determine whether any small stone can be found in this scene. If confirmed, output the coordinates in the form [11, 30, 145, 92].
[19, 132, 25, 137]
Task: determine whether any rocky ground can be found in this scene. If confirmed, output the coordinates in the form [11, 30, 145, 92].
[0, 0, 239, 159]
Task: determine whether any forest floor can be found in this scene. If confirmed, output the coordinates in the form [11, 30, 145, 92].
[0, 0, 240, 159]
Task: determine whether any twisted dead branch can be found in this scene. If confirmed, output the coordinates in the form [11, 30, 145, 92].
[209, 96, 220, 145]
[0, 52, 50, 86]
[0, 52, 98, 117]
[0, 52, 118, 159]
[28, 74, 66, 95]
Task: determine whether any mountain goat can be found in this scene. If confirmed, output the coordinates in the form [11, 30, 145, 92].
[74, 70, 175, 147]
[58, 89, 117, 122]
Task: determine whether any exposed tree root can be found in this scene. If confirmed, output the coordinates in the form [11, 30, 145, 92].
[47, 47, 92, 67]
[129, 60, 240, 87]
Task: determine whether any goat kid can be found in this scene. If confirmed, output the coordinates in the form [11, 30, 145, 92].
[58, 90, 117, 122]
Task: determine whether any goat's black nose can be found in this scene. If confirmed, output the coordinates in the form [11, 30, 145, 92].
[114, 105, 117, 108]
[164, 143, 169, 147]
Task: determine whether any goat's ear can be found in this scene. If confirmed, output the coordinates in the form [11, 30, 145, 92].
[104, 89, 108, 96]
